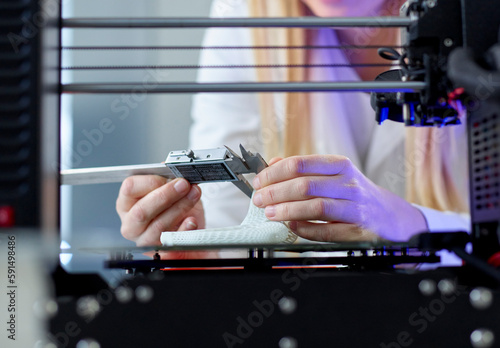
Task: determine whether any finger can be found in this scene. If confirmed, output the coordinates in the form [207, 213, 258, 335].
[253, 157, 283, 189]
[264, 198, 361, 224]
[116, 175, 169, 213]
[121, 184, 201, 243]
[290, 221, 378, 242]
[133, 187, 202, 246]
[253, 175, 362, 207]
[178, 216, 199, 231]
[254, 155, 352, 189]
[127, 179, 195, 226]
[267, 157, 283, 166]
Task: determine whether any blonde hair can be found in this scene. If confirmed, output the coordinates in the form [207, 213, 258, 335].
[249, 0, 312, 158]
[248, 0, 467, 213]
[406, 128, 468, 212]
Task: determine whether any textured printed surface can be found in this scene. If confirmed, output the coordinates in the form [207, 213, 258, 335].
[161, 194, 297, 245]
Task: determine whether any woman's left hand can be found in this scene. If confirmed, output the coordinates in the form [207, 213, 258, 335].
[252, 155, 427, 242]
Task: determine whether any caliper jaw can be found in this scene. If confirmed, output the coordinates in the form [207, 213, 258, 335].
[165, 145, 268, 198]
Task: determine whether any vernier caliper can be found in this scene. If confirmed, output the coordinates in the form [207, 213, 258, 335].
[60, 145, 267, 198]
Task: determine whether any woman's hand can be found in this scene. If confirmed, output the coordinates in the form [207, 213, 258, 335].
[252, 155, 427, 242]
[116, 175, 205, 247]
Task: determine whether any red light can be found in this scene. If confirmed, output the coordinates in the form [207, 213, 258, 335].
[488, 252, 500, 268]
[0, 206, 15, 227]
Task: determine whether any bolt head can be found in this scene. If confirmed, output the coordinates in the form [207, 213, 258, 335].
[444, 38, 454, 47]
[471, 329, 495, 348]
[419, 279, 437, 296]
[76, 296, 101, 320]
[278, 297, 297, 315]
[135, 285, 154, 303]
[279, 337, 298, 348]
[470, 288, 493, 310]
[33, 299, 58, 319]
[427, 0, 437, 8]
[437, 279, 456, 295]
[115, 286, 134, 304]
[76, 339, 101, 348]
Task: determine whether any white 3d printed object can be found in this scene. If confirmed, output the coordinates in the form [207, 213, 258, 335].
[161, 195, 297, 246]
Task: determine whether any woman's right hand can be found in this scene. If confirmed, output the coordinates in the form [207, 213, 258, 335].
[116, 175, 205, 247]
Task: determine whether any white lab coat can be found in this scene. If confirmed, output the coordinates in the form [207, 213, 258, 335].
[190, 0, 470, 261]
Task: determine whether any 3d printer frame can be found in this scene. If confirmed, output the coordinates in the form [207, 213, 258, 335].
[2, 0, 500, 347]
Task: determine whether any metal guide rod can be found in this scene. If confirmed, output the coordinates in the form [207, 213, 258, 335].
[61, 63, 395, 70]
[62, 81, 426, 94]
[61, 163, 175, 185]
[62, 16, 412, 29]
[61, 45, 407, 50]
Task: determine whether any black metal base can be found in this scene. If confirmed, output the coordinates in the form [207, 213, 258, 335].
[49, 266, 499, 348]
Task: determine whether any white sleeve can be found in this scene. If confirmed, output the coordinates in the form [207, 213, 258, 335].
[413, 204, 470, 267]
[413, 204, 470, 233]
[190, 0, 262, 228]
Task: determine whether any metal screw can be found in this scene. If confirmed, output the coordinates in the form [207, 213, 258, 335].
[33, 299, 58, 319]
[444, 38, 454, 47]
[278, 297, 297, 315]
[470, 288, 493, 310]
[396, 91, 404, 105]
[76, 296, 101, 321]
[34, 340, 57, 348]
[418, 279, 436, 296]
[437, 279, 456, 295]
[279, 337, 298, 348]
[115, 286, 134, 304]
[426, 0, 437, 8]
[135, 285, 154, 303]
[76, 339, 101, 348]
[471, 329, 495, 348]
[148, 270, 165, 281]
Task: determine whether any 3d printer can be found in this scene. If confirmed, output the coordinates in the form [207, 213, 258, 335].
[1, 0, 500, 347]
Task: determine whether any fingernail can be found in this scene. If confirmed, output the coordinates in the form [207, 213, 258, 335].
[187, 221, 197, 230]
[288, 221, 297, 231]
[253, 192, 263, 207]
[253, 176, 261, 190]
[265, 205, 276, 219]
[187, 186, 200, 201]
[174, 179, 189, 193]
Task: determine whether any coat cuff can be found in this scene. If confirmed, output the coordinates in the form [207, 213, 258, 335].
[412, 204, 470, 267]
[412, 204, 470, 233]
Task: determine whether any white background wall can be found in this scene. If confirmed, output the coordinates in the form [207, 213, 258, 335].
[61, 0, 213, 254]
